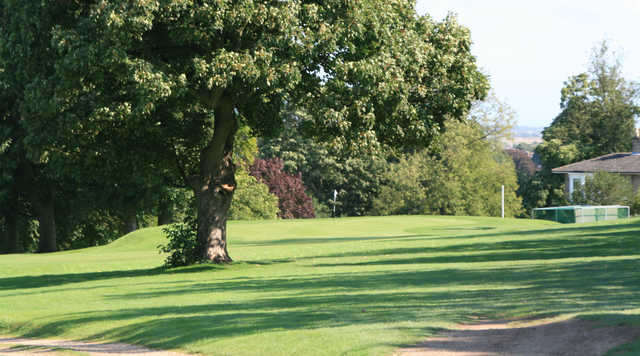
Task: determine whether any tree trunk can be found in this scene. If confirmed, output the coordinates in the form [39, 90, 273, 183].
[157, 195, 174, 226]
[0, 219, 6, 254]
[3, 210, 19, 253]
[196, 96, 237, 263]
[35, 186, 57, 253]
[122, 208, 138, 234]
[18, 162, 58, 253]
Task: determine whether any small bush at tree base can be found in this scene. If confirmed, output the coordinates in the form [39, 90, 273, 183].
[159, 215, 202, 268]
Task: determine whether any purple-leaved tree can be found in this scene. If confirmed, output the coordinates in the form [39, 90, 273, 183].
[250, 158, 315, 219]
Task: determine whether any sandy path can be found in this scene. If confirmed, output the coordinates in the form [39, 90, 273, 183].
[394, 317, 640, 356]
[0, 337, 193, 356]
[2, 317, 639, 356]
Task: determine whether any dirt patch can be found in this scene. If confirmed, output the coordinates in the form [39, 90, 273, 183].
[394, 317, 640, 356]
[0, 337, 193, 356]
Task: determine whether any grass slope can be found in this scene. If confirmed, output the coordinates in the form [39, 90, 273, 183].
[1, 216, 639, 355]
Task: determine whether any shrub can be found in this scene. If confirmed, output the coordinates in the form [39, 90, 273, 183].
[159, 214, 202, 268]
[312, 197, 332, 218]
[631, 192, 640, 216]
[159, 168, 279, 267]
[250, 158, 315, 219]
[229, 168, 279, 220]
[571, 171, 633, 206]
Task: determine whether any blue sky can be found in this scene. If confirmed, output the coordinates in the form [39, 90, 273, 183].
[415, 0, 640, 128]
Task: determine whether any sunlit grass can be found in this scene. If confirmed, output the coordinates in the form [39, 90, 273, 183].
[1, 215, 639, 355]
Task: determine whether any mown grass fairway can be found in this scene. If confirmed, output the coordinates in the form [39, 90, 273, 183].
[1, 216, 639, 355]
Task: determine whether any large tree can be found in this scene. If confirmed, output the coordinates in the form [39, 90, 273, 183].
[372, 119, 522, 217]
[531, 41, 639, 208]
[537, 42, 639, 168]
[2, 1, 488, 262]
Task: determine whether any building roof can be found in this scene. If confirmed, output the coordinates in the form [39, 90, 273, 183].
[552, 152, 640, 174]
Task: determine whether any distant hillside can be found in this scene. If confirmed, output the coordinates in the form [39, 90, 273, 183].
[503, 126, 544, 149]
[513, 126, 543, 138]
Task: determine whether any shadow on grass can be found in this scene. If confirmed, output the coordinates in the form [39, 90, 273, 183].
[0, 265, 218, 291]
[313, 232, 640, 267]
[306, 222, 640, 264]
[234, 221, 639, 247]
[6, 220, 640, 352]
[18, 255, 640, 351]
[234, 234, 427, 246]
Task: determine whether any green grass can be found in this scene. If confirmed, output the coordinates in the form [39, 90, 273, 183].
[1, 215, 639, 355]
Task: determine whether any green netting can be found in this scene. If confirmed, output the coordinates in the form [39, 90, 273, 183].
[533, 209, 556, 221]
[532, 206, 629, 224]
[617, 207, 630, 219]
[557, 208, 575, 223]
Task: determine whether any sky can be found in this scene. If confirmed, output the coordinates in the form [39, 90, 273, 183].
[415, 0, 640, 128]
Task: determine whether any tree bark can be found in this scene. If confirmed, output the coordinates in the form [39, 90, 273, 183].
[17, 162, 58, 253]
[157, 195, 174, 226]
[3, 210, 19, 254]
[122, 208, 139, 234]
[0, 219, 6, 254]
[35, 186, 57, 253]
[196, 96, 237, 263]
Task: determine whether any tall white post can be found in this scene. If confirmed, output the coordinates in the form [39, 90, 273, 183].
[332, 189, 337, 217]
[501, 185, 505, 218]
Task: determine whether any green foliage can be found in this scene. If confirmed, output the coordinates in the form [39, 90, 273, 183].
[631, 192, 640, 216]
[311, 197, 332, 218]
[229, 125, 280, 220]
[233, 125, 259, 169]
[571, 171, 633, 206]
[260, 110, 389, 217]
[537, 41, 639, 169]
[526, 41, 639, 212]
[515, 142, 539, 152]
[373, 120, 522, 217]
[228, 168, 279, 220]
[158, 215, 201, 268]
[57, 210, 123, 250]
[1, 1, 488, 259]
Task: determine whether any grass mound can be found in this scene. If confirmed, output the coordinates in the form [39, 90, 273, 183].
[1, 216, 639, 356]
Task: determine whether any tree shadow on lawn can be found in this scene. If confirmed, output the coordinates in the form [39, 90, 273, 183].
[3, 219, 636, 292]
[19, 256, 640, 351]
[232, 221, 639, 247]
[6, 220, 640, 351]
[0, 265, 218, 291]
[312, 229, 640, 267]
[234, 234, 428, 246]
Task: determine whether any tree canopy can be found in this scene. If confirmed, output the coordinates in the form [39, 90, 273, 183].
[571, 171, 633, 206]
[372, 118, 521, 217]
[521, 41, 640, 211]
[537, 42, 639, 169]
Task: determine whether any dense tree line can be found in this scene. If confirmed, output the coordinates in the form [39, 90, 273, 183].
[372, 120, 521, 217]
[0, 1, 488, 262]
[3, 2, 636, 264]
